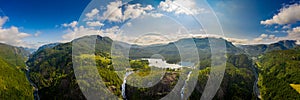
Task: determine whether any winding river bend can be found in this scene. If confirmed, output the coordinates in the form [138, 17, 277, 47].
[25, 65, 40, 100]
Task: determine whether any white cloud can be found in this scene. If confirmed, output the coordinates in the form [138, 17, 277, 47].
[123, 4, 154, 20]
[0, 16, 32, 47]
[85, 8, 100, 20]
[261, 3, 300, 25]
[148, 13, 164, 18]
[269, 35, 276, 40]
[252, 33, 279, 43]
[126, 22, 132, 27]
[102, 1, 123, 22]
[62, 25, 121, 42]
[249, 26, 300, 45]
[86, 21, 104, 27]
[101, 1, 155, 22]
[282, 25, 291, 29]
[158, 0, 206, 15]
[253, 34, 266, 42]
[289, 26, 300, 34]
[62, 21, 78, 28]
[260, 34, 268, 38]
[0, 16, 8, 27]
[34, 31, 42, 37]
[284, 26, 300, 40]
[226, 38, 249, 44]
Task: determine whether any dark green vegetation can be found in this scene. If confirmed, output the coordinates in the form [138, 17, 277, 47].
[27, 42, 85, 99]
[257, 46, 300, 99]
[26, 35, 155, 99]
[0, 43, 33, 99]
[189, 54, 256, 100]
[0, 34, 298, 99]
[26, 36, 123, 99]
[0, 43, 30, 68]
[26, 35, 259, 99]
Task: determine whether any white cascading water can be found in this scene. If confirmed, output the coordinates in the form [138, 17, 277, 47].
[122, 71, 133, 99]
[180, 71, 192, 100]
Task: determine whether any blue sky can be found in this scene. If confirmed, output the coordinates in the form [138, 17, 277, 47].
[0, 0, 299, 48]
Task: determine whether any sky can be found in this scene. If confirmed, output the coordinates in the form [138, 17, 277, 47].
[0, 0, 300, 48]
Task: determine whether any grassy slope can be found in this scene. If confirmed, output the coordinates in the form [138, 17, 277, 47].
[0, 58, 33, 99]
[0, 43, 33, 99]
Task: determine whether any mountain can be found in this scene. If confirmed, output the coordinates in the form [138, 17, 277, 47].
[238, 40, 297, 57]
[0, 43, 33, 99]
[125, 54, 256, 100]
[35, 43, 61, 53]
[256, 46, 300, 99]
[22, 47, 37, 54]
[189, 54, 256, 100]
[26, 35, 255, 100]
[26, 35, 114, 99]
[129, 37, 244, 63]
[0, 43, 30, 68]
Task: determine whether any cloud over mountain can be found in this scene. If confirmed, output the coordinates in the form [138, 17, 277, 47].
[261, 3, 300, 25]
[0, 16, 33, 47]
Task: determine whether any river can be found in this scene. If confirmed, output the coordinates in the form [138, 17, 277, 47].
[180, 71, 192, 100]
[25, 65, 40, 100]
[251, 63, 261, 99]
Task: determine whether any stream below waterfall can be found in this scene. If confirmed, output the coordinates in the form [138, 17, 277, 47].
[25, 65, 40, 100]
[180, 71, 192, 100]
[122, 71, 134, 99]
[252, 66, 261, 99]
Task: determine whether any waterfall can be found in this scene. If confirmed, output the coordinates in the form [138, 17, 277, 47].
[122, 71, 133, 99]
[180, 71, 192, 100]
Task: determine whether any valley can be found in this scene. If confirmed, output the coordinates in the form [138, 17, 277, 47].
[0, 35, 299, 100]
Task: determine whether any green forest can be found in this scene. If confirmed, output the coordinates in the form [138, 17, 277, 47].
[0, 35, 299, 100]
[0, 43, 33, 99]
[257, 47, 300, 99]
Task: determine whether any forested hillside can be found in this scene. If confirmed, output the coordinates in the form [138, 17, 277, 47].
[26, 35, 257, 100]
[257, 46, 300, 99]
[0, 43, 33, 99]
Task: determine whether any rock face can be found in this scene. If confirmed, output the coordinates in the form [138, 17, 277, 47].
[125, 72, 179, 100]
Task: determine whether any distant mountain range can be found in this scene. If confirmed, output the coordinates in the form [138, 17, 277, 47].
[0, 43, 30, 66]
[35, 43, 61, 52]
[21, 35, 298, 59]
[29, 35, 298, 58]
[238, 40, 298, 57]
